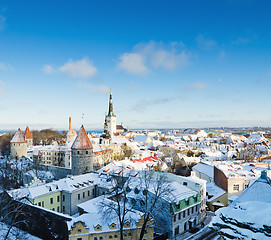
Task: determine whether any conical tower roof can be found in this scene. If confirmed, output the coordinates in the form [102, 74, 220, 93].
[11, 128, 27, 143]
[24, 126, 33, 139]
[71, 125, 93, 150]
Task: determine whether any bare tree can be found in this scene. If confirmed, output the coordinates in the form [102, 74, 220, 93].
[99, 168, 136, 240]
[0, 192, 29, 240]
[100, 168, 174, 240]
[134, 171, 174, 240]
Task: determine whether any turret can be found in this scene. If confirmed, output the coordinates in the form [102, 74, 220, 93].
[10, 128, 27, 159]
[71, 125, 93, 175]
[24, 126, 33, 146]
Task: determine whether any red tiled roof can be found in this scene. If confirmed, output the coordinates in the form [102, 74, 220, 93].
[24, 126, 33, 139]
[71, 125, 93, 150]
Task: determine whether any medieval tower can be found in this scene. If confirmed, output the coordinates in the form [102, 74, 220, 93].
[71, 125, 93, 175]
[10, 128, 27, 159]
[24, 126, 33, 147]
[104, 90, 116, 137]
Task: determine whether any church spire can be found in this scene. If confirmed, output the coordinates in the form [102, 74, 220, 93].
[108, 89, 115, 117]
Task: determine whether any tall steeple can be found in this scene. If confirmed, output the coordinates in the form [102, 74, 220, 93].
[107, 89, 115, 117]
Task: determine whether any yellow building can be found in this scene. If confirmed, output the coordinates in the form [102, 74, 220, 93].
[206, 182, 228, 212]
[68, 197, 154, 240]
[69, 215, 154, 240]
[32, 190, 62, 213]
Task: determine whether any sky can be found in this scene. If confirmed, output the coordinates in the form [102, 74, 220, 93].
[0, 0, 271, 130]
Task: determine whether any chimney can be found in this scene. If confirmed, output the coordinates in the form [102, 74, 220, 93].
[69, 117, 71, 130]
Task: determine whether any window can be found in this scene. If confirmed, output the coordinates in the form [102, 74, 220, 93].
[114, 235, 118, 238]
[78, 194, 80, 200]
[77, 238, 82, 240]
[233, 184, 239, 191]
[83, 192, 85, 198]
[38, 202, 41, 206]
[57, 206, 59, 212]
[94, 238, 98, 240]
[174, 226, 179, 236]
[57, 196, 60, 202]
[99, 237, 103, 240]
[42, 201, 44, 207]
[78, 229, 81, 232]
[184, 222, 187, 231]
[187, 208, 190, 216]
[63, 206, 65, 213]
[128, 233, 132, 236]
[183, 182, 187, 186]
[178, 212, 181, 220]
[86, 151, 88, 154]
[109, 236, 113, 239]
[63, 195, 65, 202]
[93, 189, 95, 195]
[196, 205, 198, 212]
[50, 198, 53, 204]
[88, 190, 90, 196]
[52, 208, 55, 211]
[173, 214, 176, 222]
[244, 183, 249, 189]
[183, 211, 186, 218]
[191, 207, 194, 214]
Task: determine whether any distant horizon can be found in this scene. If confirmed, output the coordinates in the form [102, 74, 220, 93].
[1, 123, 270, 133]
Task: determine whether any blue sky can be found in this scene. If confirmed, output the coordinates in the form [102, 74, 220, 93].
[0, 0, 271, 130]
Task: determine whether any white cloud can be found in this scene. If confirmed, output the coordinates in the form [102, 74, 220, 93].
[42, 64, 55, 74]
[118, 53, 148, 75]
[231, 37, 251, 45]
[151, 50, 190, 70]
[196, 34, 217, 50]
[117, 41, 191, 75]
[184, 81, 208, 91]
[79, 82, 110, 94]
[0, 62, 13, 71]
[59, 58, 97, 78]
[43, 57, 97, 78]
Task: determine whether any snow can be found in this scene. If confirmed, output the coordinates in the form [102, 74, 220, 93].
[192, 162, 214, 179]
[206, 182, 226, 202]
[67, 196, 146, 233]
[0, 222, 41, 240]
[181, 156, 201, 163]
[8, 172, 112, 200]
[231, 171, 271, 204]
[210, 201, 271, 240]
[71, 125, 93, 150]
[10, 129, 26, 143]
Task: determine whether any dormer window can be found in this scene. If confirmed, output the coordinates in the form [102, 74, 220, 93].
[95, 224, 102, 231]
[109, 223, 116, 229]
